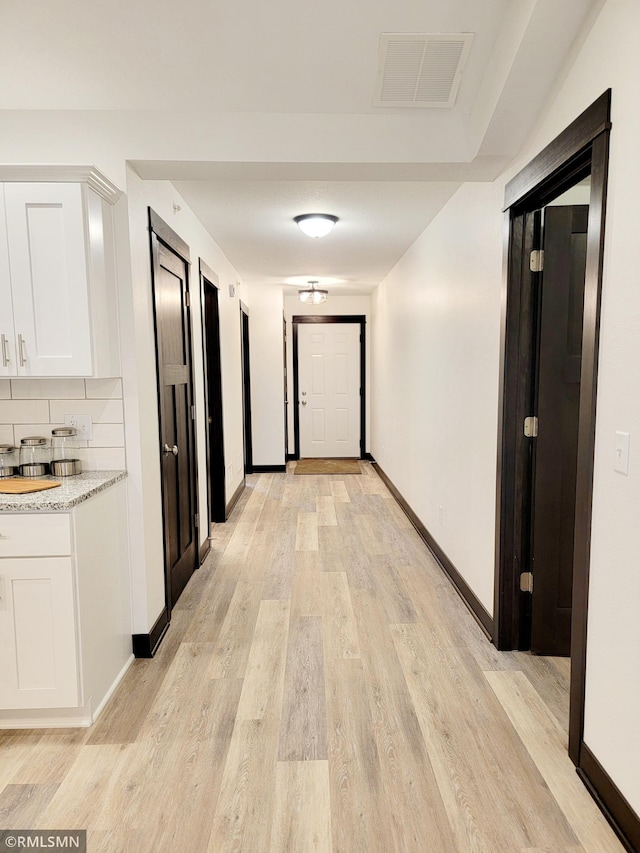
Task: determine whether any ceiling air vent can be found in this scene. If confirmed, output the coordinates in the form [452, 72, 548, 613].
[373, 33, 474, 108]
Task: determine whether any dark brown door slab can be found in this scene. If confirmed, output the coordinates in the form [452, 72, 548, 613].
[530, 205, 588, 655]
[151, 231, 197, 609]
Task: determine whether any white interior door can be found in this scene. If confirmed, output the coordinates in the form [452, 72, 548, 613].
[298, 323, 360, 458]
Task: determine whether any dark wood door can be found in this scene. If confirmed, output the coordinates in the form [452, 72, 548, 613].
[203, 275, 226, 522]
[151, 234, 197, 610]
[530, 205, 588, 655]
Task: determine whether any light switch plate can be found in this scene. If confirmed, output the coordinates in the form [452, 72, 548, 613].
[614, 431, 630, 475]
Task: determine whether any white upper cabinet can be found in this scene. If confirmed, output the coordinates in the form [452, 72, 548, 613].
[0, 189, 17, 377]
[0, 180, 120, 378]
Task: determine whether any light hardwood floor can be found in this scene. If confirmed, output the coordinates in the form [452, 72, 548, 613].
[0, 464, 624, 852]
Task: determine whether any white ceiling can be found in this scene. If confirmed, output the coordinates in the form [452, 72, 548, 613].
[1, 0, 602, 293]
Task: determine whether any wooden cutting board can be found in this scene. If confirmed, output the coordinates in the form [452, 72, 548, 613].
[0, 479, 61, 494]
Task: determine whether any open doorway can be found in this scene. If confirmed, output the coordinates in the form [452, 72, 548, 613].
[494, 91, 611, 768]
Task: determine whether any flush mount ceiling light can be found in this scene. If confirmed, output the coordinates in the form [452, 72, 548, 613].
[294, 213, 339, 238]
[298, 280, 328, 305]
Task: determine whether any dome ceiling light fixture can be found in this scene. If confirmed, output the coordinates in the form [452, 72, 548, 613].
[293, 213, 339, 238]
[298, 280, 328, 305]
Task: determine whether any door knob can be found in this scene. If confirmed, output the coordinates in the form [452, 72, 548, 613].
[163, 443, 179, 456]
[301, 400, 307, 406]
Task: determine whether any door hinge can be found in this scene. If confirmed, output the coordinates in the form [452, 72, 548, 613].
[520, 572, 534, 593]
[194, 513, 199, 529]
[191, 405, 196, 420]
[184, 291, 191, 307]
[524, 416, 538, 437]
[530, 249, 544, 272]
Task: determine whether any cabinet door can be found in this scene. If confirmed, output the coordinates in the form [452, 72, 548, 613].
[4, 183, 93, 376]
[0, 557, 80, 709]
[0, 187, 17, 377]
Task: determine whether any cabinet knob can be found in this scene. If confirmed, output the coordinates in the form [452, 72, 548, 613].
[163, 443, 179, 457]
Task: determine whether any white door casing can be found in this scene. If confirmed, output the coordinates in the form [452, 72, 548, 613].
[298, 322, 360, 458]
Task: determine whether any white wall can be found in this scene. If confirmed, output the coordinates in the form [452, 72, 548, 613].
[371, 182, 503, 614]
[284, 294, 372, 456]
[372, 0, 640, 816]
[245, 283, 286, 467]
[123, 169, 246, 632]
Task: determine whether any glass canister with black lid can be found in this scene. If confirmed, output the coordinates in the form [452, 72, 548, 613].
[0, 445, 19, 478]
[19, 436, 50, 477]
[51, 427, 82, 476]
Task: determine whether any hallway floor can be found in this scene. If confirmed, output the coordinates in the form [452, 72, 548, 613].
[0, 464, 624, 851]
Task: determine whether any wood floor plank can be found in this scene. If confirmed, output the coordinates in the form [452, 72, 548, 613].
[180, 577, 237, 645]
[392, 623, 580, 851]
[114, 677, 242, 849]
[485, 671, 624, 853]
[319, 571, 361, 659]
[262, 505, 297, 600]
[0, 783, 60, 828]
[353, 513, 388, 555]
[318, 520, 375, 589]
[316, 495, 338, 526]
[368, 556, 418, 624]
[352, 587, 458, 852]
[35, 744, 132, 830]
[236, 599, 291, 720]
[278, 615, 328, 761]
[0, 732, 48, 791]
[237, 473, 271, 525]
[270, 760, 332, 852]
[396, 564, 485, 647]
[329, 479, 351, 503]
[207, 718, 279, 853]
[324, 658, 397, 853]
[291, 569, 322, 619]
[295, 511, 319, 551]
[208, 580, 264, 678]
[10, 729, 89, 784]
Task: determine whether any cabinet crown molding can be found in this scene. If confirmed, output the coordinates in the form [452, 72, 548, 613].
[0, 165, 122, 204]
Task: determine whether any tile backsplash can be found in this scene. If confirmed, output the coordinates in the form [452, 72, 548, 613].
[0, 378, 126, 471]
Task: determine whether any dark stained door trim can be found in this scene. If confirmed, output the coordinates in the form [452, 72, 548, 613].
[240, 302, 253, 475]
[494, 91, 611, 768]
[199, 259, 226, 526]
[291, 315, 366, 461]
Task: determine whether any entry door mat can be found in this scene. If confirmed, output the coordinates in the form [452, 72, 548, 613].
[294, 458, 361, 475]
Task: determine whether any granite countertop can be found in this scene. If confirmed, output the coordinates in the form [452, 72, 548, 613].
[0, 470, 127, 512]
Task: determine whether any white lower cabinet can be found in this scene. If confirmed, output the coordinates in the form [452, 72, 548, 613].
[0, 556, 79, 709]
[0, 480, 132, 727]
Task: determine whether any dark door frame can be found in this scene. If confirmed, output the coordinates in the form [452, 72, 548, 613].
[240, 302, 253, 475]
[291, 315, 366, 460]
[199, 259, 226, 530]
[494, 90, 611, 767]
[283, 312, 288, 462]
[148, 208, 199, 621]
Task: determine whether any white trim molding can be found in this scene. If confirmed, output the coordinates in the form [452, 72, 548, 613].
[0, 165, 122, 204]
